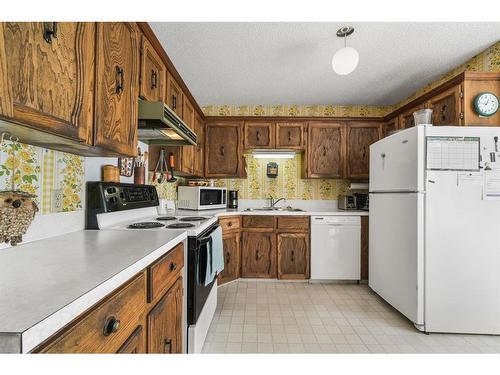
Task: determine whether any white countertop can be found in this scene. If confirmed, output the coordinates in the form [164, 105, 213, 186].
[0, 229, 186, 353]
[177, 207, 369, 217]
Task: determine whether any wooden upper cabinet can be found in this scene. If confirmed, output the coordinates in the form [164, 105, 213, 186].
[399, 103, 426, 129]
[0, 22, 95, 143]
[166, 73, 183, 117]
[276, 122, 304, 149]
[303, 122, 345, 178]
[385, 117, 399, 135]
[139, 35, 166, 102]
[428, 84, 463, 126]
[346, 122, 384, 179]
[193, 113, 205, 177]
[205, 122, 245, 178]
[277, 233, 309, 280]
[241, 231, 276, 278]
[244, 122, 275, 148]
[94, 22, 139, 156]
[147, 278, 183, 354]
[179, 98, 195, 175]
[218, 231, 241, 285]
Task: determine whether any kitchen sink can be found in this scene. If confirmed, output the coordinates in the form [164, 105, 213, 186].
[244, 207, 304, 212]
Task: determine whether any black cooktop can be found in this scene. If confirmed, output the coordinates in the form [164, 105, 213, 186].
[167, 223, 195, 229]
[156, 216, 177, 221]
[128, 222, 165, 229]
[179, 217, 208, 222]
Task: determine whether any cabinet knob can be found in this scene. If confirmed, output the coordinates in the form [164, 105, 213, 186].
[227, 221, 232, 227]
[43, 22, 58, 43]
[103, 316, 120, 336]
[164, 338, 172, 353]
[169, 262, 177, 271]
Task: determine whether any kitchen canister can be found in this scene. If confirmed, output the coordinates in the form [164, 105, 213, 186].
[102, 165, 120, 182]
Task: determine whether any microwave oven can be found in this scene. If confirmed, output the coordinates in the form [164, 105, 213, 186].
[177, 186, 227, 210]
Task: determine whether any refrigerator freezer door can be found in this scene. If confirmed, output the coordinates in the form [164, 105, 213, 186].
[369, 126, 426, 192]
[425, 170, 500, 334]
[369, 192, 424, 325]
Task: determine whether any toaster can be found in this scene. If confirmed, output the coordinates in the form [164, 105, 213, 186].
[338, 194, 357, 210]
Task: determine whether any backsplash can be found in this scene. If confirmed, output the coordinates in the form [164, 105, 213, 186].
[214, 153, 351, 200]
[0, 141, 85, 214]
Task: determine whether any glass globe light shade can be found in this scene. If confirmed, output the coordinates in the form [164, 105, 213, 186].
[332, 46, 359, 75]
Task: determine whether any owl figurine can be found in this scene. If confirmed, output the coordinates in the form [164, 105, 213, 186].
[0, 191, 39, 246]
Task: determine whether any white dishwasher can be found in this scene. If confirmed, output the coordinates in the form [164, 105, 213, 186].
[311, 216, 361, 280]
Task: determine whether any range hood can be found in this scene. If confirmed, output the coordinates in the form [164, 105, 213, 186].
[137, 100, 197, 146]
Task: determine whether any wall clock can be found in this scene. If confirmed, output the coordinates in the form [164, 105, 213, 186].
[473, 92, 499, 117]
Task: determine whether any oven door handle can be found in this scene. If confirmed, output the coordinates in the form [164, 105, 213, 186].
[197, 224, 220, 246]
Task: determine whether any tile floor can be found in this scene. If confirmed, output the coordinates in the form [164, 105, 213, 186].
[202, 279, 500, 353]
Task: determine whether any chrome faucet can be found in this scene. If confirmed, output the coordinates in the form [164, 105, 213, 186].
[268, 196, 286, 208]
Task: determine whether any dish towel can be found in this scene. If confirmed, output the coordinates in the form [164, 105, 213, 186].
[204, 225, 224, 286]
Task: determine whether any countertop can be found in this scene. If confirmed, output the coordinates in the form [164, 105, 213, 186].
[0, 229, 186, 353]
[179, 207, 369, 217]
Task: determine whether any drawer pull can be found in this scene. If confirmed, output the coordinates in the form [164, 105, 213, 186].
[43, 22, 58, 43]
[164, 338, 172, 353]
[227, 221, 232, 227]
[169, 262, 177, 271]
[103, 316, 120, 336]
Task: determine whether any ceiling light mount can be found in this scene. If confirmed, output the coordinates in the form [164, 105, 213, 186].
[336, 26, 354, 38]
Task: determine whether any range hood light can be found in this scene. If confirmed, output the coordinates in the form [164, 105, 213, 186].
[251, 150, 296, 159]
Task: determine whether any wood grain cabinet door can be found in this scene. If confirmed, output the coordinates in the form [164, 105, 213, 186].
[217, 231, 241, 285]
[193, 114, 205, 177]
[180, 98, 195, 175]
[241, 231, 276, 278]
[277, 233, 309, 280]
[147, 277, 183, 354]
[139, 36, 166, 102]
[399, 103, 426, 129]
[166, 74, 183, 117]
[117, 325, 146, 354]
[429, 84, 463, 126]
[244, 122, 275, 148]
[346, 122, 384, 179]
[385, 117, 398, 135]
[305, 122, 345, 178]
[205, 122, 244, 177]
[276, 122, 303, 149]
[0, 22, 95, 142]
[94, 22, 139, 156]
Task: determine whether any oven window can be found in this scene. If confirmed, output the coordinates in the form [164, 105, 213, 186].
[200, 189, 222, 205]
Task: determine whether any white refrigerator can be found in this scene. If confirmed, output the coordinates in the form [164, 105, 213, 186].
[369, 125, 500, 334]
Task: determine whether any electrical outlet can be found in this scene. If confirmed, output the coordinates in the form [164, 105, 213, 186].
[51, 189, 63, 213]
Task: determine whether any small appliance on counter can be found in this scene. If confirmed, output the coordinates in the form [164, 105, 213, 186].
[177, 186, 227, 210]
[338, 183, 369, 211]
[338, 194, 357, 210]
[228, 190, 238, 209]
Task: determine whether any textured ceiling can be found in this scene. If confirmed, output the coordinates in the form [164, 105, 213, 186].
[150, 22, 500, 106]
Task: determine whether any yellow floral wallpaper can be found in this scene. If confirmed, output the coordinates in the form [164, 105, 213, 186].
[0, 141, 85, 214]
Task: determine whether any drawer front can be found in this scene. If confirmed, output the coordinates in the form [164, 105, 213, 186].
[277, 216, 310, 231]
[38, 272, 147, 353]
[219, 216, 241, 232]
[148, 243, 184, 303]
[242, 215, 275, 229]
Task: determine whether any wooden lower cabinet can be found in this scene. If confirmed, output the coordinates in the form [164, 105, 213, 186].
[241, 231, 276, 278]
[277, 233, 309, 279]
[147, 277, 183, 354]
[217, 231, 241, 285]
[117, 325, 146, 354]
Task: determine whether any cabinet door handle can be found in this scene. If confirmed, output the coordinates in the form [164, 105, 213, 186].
[151, 70, 157, 89]
[256, 130, 260, 142]
[226, 251, 230, 263]
[288, 130, 292, 141]
[164, 338, 172, 353]
[43, 22, 58, 43]
[115, 66, 124, 94]
[220, 146, 225, 156]
[169, 262, 177, 271]
[323, 146, 327, 156]
[255, 250, 260, 261]
[103, 316, 120, 336]
[291, 250, 294, 262]
[172, 95, 177, 109]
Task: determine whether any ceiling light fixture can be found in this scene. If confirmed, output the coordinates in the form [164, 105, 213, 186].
[332, 26, 359, 76]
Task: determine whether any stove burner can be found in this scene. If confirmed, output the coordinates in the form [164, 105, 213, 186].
[179, 217, 208, 222]
[167, 223, 196, 229]
[156, 216, 177, 221]
[128, 222, 164, 229]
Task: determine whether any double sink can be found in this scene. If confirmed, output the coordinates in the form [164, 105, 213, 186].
[244, 206, 304, 212]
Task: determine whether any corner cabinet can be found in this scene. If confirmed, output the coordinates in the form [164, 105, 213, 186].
[345, 122, 384, 180]
[0, 22, 95, 143]
[302, 122, 345, 178]
[205, 122, 245, 178]
[94, 22, 139, 156]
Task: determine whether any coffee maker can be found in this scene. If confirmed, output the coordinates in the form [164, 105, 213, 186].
[228, 190, 238, 209]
